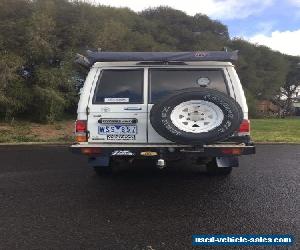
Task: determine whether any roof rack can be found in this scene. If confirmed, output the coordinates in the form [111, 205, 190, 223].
[75, 51, 238, 68]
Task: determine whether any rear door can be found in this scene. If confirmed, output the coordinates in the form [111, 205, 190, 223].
[88, 68, 147, 143]
[147, 68, 230, 143]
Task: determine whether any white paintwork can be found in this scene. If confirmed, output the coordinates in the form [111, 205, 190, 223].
[77, 67, 99, 120]
[76, 61, 249, 147]
[226, 67, 248, 119]
[87, 67, 148, 144]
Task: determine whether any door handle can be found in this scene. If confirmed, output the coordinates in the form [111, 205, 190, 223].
[124, 107, 142, 111]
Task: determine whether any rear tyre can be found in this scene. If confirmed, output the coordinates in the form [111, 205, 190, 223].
[206, 158, 232, 176]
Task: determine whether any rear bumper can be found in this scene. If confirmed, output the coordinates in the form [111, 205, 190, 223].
[70, 143, 255, 157]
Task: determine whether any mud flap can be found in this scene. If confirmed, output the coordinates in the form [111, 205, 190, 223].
[88, 156, 110, 167]
[216, 156, 239, 168]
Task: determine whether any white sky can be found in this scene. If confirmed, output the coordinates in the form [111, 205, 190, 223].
[86, 0, 272, 19]
[249, 29, 300, 56]
[82, 0, 300, 56]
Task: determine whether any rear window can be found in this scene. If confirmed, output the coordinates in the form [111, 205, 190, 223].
[149, 69, 228, 103]
[93, 69, 143, 104]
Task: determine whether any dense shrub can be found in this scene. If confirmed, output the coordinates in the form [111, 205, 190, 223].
[0, 0, 298, 121]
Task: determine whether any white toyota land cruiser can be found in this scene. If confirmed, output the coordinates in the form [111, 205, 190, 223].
[71, 51, 255, 176]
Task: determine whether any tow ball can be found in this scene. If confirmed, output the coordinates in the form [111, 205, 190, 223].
[140, 149, 167, 169]
[156, 158, 166, 169]
[156, 149, 167, 169]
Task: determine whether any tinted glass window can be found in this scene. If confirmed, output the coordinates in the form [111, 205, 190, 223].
[93, 69, 143, 104]
[150, 69, 228, 103]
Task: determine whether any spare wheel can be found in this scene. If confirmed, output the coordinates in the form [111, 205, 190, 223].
[150, 88, 243, 145]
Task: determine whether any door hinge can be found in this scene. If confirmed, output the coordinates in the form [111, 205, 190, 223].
[86, 106, 90, 115]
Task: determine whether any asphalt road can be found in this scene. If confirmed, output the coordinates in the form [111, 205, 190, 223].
[0, 145, 299, 250]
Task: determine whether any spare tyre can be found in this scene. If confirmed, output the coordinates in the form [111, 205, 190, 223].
[150, 88, 243, 145]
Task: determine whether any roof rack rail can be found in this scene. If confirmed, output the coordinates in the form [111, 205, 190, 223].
[75, 53, 91, 69]
[75, 51, 238, 68]
[136, 61, 187, 65]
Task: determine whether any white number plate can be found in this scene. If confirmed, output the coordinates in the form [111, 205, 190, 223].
[98, 125, 137, 135]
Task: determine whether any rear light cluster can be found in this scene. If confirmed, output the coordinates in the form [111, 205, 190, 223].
[75, 120, 88, 142]
[238, 119, 250, 135]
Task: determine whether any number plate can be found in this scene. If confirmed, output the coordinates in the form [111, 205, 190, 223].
[98, 125, 137, 135]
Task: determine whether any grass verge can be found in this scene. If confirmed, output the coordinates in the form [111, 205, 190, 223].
[0, 120, 74, 143]
[251, 118, 300, 143]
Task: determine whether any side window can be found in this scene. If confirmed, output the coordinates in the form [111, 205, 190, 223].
[93, 69, 144, 104]
[149, 69, 228, 104]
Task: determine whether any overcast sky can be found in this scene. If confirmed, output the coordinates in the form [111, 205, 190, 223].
[83, 0, 300, 56]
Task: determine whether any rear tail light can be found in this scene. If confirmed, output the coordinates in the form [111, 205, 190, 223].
[238, 119, 250, 135]
[75, 120, 87, 142]
[76, 120, 87, 133]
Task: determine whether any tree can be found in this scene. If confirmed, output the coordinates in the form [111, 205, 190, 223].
[229, 39, 288, 101]
[273, 62, 300, 116]
[0, 0, 299, 121]
[0, 52, 30, 120]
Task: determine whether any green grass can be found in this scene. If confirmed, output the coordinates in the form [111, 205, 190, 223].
[251, 118, 300, 143]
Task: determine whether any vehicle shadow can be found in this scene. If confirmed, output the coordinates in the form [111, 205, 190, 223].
[85, 160, 234, 206]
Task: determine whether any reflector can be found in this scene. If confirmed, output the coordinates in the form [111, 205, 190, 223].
[221, 148, 243, 155]
[81, 148, 101, 155]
